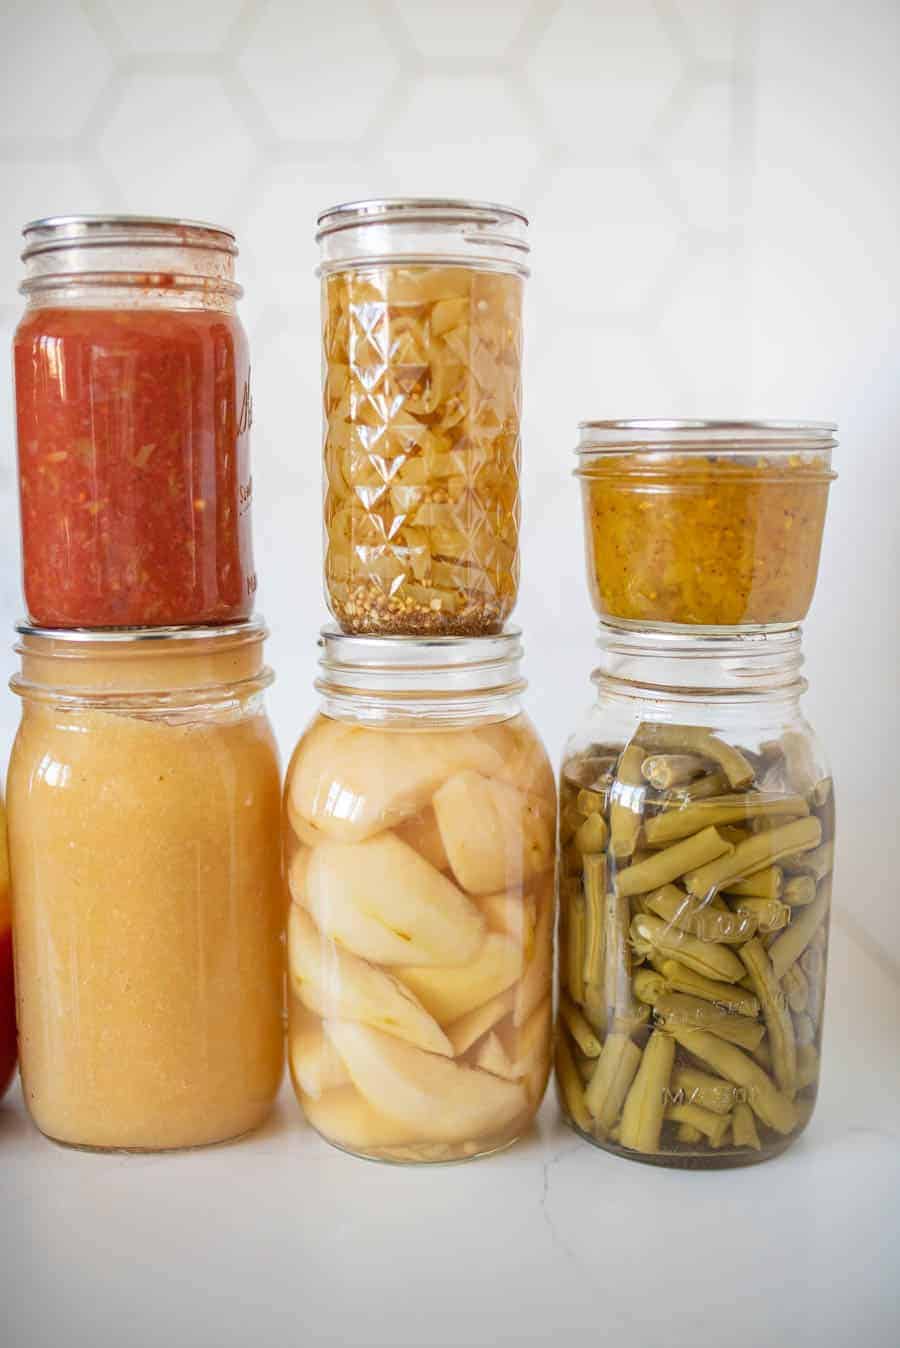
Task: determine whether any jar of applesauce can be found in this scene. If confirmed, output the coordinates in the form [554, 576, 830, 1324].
[556, 625, 833, 1168]
[575, 420, 837, 629]
[285, 628, 556, 1162]
[317, 199, 528, 637]
[7, 621, 284, 1151]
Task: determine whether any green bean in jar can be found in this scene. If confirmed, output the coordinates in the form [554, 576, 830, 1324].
[556, 723, 833, 1167]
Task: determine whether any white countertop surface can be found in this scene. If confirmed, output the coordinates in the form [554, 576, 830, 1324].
[3, 912, 898, 1348]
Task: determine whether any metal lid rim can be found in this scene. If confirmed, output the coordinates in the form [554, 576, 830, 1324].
[15, 618, 266, 644]
[23, 214, 236, 237]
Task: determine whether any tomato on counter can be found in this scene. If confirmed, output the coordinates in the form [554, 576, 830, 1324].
[13, 306, 256, 628]
[0, 798, 15, 1101]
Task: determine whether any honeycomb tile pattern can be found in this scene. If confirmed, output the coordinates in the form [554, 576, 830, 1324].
[0, 3, 112, 143]
[378, 76, 543, 202]
[94, 0, 246, 55]
[390, 1, 546, 71]
[0, 0, 898, 959]
[238, 0, 401, 144]
[96, 73, 257, 222]
[529, 0, 681, 151]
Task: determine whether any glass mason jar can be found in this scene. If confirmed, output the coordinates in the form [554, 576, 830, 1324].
[0, 791, 14, 1101]
[575, 420, 837, 630]
[556, 625, 833, 1168]
[317, 198, 528, 637]
[284, 628, 556, 1162]
[7, 621, 284, 1151]
[13, 215, 256, 628]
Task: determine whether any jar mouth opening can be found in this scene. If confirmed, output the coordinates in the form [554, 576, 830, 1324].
[592, 622, 807, 697]
[12, 620, 270, 698]
[316, 198, 530, 278]
[316, 197, 529, 236]
[576, 418, 838, 460]
[22, 215, 238, 260]
[317, 624, 525, 696]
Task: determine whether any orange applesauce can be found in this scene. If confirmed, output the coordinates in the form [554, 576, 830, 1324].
[7, 625, 284, 1151]
[576, 424, 836, 628]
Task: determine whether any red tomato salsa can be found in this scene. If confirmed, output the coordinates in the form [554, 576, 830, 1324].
[13, 305, 256, 627]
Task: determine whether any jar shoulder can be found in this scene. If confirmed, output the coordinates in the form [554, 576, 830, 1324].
[8, 705, 280, 814]
[285, 710, 555, 843]
[563, 699, 830, 774]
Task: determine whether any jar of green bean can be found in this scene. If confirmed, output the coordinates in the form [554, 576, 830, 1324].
[556, 625, 833, 1168]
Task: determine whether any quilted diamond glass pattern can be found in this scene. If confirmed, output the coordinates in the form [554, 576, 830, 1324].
[323, 266, 522, 634]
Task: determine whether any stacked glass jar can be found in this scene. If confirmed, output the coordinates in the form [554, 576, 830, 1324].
[555, 420, 837, 1167]
[282, 200, 556, 1162]
[7, 217, 284, 1150]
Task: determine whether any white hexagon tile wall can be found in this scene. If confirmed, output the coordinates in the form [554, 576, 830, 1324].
[3, 1, 899, 960]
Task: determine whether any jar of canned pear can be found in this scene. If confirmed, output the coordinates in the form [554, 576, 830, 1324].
[556, 626, 834, 1168]
[317, 199, 528, 636]
[284, 628, 556, 1163]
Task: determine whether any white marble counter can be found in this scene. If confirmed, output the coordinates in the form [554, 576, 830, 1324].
[2, 914, 898, 1348]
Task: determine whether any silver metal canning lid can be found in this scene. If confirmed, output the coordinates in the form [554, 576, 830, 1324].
[14, 618, 266, 645]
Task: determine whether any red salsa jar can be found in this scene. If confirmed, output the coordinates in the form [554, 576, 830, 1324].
[13, 216, 257, 628]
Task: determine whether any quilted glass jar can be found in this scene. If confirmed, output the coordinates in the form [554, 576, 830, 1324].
[317, 199, 528, 636]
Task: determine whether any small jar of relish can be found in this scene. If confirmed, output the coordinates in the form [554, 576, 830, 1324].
[13, 215, 257, 628]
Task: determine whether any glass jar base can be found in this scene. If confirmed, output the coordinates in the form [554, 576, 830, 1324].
[35, 1120, 268, 1155]
[31, 1095, 277, 1154]
[563, 1115, 802, 1170]
[308, 1123, 524, 1167]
